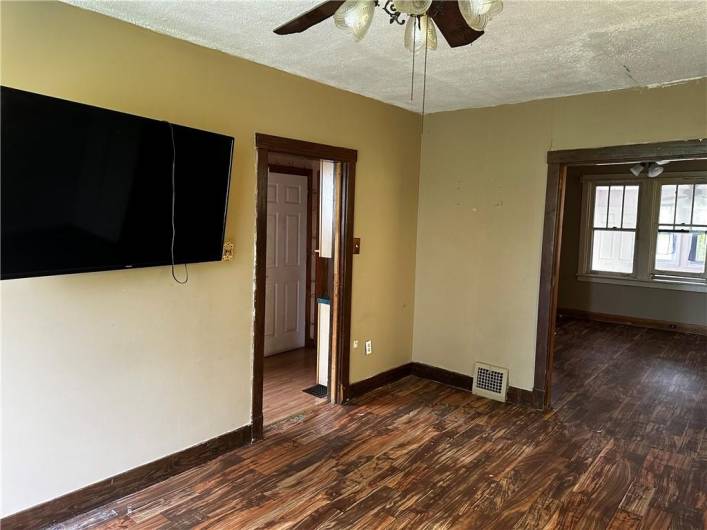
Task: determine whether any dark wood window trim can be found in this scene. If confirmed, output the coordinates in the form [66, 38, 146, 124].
[253, 134, 357, 439]
[535, 138, 707, 409]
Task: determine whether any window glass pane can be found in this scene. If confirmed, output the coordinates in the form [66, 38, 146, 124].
[593, 186, 608, 228]
[655, 231, 706, 274]
[693, 184, 707, 225]
[656, 232, 674, 256]
[659, 185, 676, 225]
[592, 229, 635, 273]
[607, 186, 623, 228]
[675, 184, 694, 225]
[622, 185, 639, 229]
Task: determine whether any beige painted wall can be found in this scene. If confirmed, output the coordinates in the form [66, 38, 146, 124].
[559, 165, 707, 326]
[0, 1, 420, 516]
[413, 79, 707, 390]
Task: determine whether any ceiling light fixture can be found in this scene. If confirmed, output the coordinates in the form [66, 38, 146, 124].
[331, 0, 502, 49]
[629, 161, 669, 178]
[334, 0, 375, 41]
[275, 0, 504, 116]
[630, 163, 645, 177]
[404, 14, 437, 54]
[334, 0, 501, 115]
[458, 0, 504, 31]
[396, 0, 433, 16]
[647, 163, 664, 178]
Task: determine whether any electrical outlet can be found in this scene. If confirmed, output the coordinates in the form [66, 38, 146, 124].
[353, 340, 359, 349]
[365, 340, 373, 355]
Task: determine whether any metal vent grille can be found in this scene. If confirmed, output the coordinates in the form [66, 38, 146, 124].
[472, 363, 508, 402]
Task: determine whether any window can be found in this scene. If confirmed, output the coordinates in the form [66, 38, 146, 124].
[590, 184, 639, 274]
[653, 183, 707, 277]
[578, 172, 707, 292]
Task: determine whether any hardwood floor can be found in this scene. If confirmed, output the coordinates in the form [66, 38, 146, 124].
[264, 347, 326, 425]
[55, 319, 706, 529]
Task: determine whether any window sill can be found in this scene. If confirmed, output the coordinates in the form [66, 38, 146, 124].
[577, 274, 707, 293]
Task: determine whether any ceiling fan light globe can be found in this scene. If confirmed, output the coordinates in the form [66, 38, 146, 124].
[630, 163, 645, 177]
[470, 0, 502, 16]
[459, 0, 502, 30]
[394, 0, 432, 15]
[485, 0, 504, 17]
[470, 13, 489, 31]
[647, 163, 664, 178]
[334, 0, 375, 41]
[404, 15, 437, 53]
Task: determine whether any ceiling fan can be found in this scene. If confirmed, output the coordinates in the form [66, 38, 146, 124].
[274, 0, 503, 51]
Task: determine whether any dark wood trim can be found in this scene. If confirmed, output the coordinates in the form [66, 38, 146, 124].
[506, 386, 545, 408]
[347, 361, 541, 409]
[410, 362, 473, 391]
[547, 139, 707, 165]
[346, 363, 413, 400]
[253, 135, 357, 435]
[0, 424, 252, 530]
[534, 163, 566, 409]
[268, 164, 311, 177]
[252, 148, 269, 441]
[334, 160, 356, 404]
[558, 307, 707, 337]
[536, 139, 707, 411]
[256, 133, 357, 163]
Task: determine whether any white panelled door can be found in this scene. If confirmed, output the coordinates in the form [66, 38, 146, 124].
[264, 171, 308, 356]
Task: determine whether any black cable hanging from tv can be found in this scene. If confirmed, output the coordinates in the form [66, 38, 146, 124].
[168, 122, 188, 285]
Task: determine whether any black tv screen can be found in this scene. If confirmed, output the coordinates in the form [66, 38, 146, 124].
[1, 87, 234, 280]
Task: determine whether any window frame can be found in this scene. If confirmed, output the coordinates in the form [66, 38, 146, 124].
[648, 175, 707, 283]
[577, 171, 707, 293]
[578, 175, 644, 281]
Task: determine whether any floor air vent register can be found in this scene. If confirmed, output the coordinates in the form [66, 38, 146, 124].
[472, 362, 508, 402]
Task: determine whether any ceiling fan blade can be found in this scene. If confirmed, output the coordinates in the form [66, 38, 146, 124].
[429, 0, 484, 48]
[274, 1, 345, 35]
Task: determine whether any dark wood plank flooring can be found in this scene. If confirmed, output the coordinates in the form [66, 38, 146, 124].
[54, 318, 706, 529]
[264, 347, 326, 426]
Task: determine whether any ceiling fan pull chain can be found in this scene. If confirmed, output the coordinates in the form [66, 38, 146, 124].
[422, 19, 429, 121]
[410, 16, 416, 101]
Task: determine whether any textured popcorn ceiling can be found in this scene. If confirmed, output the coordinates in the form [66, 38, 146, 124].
[62, 0, 707, 113]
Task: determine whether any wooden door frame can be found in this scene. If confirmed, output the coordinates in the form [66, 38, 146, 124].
[253, 133, 357, 440]
[266, 164, 315, 350]
[534, 139, 707, 410]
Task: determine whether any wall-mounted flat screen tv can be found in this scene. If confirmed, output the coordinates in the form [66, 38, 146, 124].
[1, 87, 234, 280]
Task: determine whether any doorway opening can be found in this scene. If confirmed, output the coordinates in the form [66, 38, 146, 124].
[252, 134, 357, 439]
[262, 155, 330, 424]
[534, 139, 707, 410]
